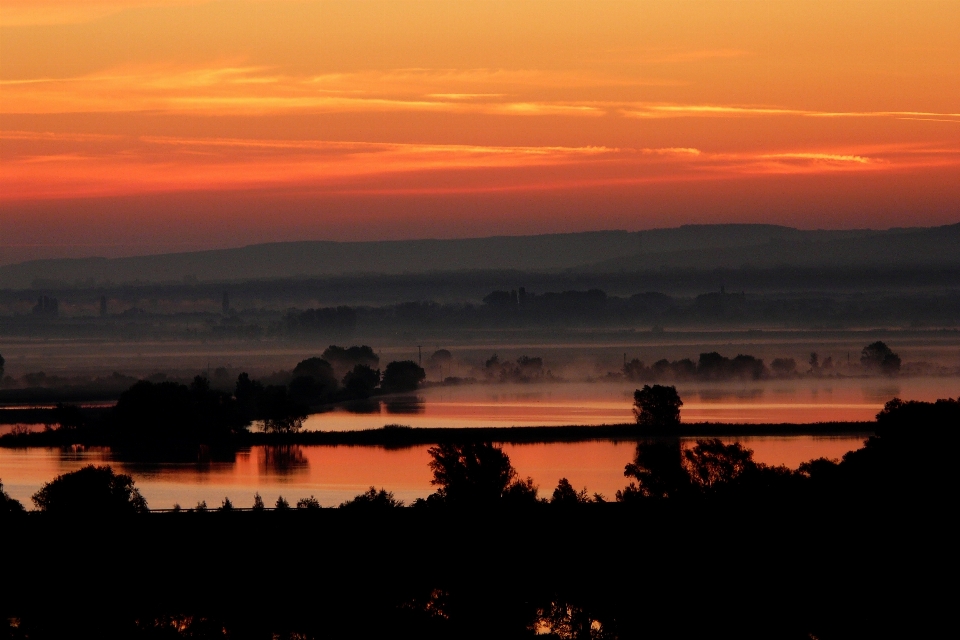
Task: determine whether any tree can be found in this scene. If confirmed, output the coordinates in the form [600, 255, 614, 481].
[342, 364, 381, 398]
[551, 478, 591, 505]
[259, 385, 308, 433]
[632, 385, 682, 428]
[381, 360, 426, 393]
[296, 496, 321, 509]
[252, 493, 265, 510]
[730, 354, 766, 380]
[861, 341, 901, 375]
[321, 345, 379, 376]
[618, 440, 689, 500]
[682, 439, 757, 492]
[697, 352, 730, 380]
[289, 357, 338, 405]
[31, 465, 148, 515]
[770, 358, 797, 377]
[340, 487, 404, 509]
[426, 442, 521, 505]
[111, 378, 246, 447]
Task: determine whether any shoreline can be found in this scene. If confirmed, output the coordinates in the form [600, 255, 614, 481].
[0, 421, 874, 449]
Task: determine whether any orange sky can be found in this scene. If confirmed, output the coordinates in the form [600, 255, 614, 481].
[1, 1, 958, 262]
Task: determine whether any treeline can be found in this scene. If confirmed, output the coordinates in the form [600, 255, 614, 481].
[619, 340, 902, 382]
[0, 345, 427, 455]
[5, 284, 960, 345]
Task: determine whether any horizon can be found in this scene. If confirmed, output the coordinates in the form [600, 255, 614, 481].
[2, 220, 955, 269]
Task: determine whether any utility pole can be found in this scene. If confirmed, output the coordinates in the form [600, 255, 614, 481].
[417, 345, 422, 366]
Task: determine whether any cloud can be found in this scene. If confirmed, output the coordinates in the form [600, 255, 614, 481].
[4, 127, 955, 202]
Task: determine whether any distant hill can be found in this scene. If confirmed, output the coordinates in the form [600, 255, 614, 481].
[578, 223, 960, 272]
[0, 223, 956, 289]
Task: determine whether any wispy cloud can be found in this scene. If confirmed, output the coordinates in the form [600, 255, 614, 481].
[3, 130, 955, 202]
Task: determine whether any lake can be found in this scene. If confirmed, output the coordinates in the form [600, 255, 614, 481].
[0, 435, 866, 510]
[297, 377, 958, 430]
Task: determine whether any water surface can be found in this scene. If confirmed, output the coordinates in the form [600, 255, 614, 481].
[0, 436, 866, 510]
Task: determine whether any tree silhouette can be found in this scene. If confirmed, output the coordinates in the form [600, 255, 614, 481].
[861, 341, 901, 375]
[426, 442, 520, 505]
[321, 345, 379, 376]
[342, 364, 381, 398]
[682, 439, 756, 492]
[291, 357, 339, 401]
[618, 440, 689, 500]
[296, 496, 321, 509]
[381, 360, 426, 393]
[551, 478, 591, 505]
[31, 465, 148, 515]
[339, 487, 404, 509]
[633, 385, 683, 428]
[770, 358, 797, 377]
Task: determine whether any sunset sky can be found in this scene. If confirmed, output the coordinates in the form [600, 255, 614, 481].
[1, 0, 958, 263]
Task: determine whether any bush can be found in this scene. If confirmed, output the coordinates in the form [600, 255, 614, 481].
[31, 465, 148, 515]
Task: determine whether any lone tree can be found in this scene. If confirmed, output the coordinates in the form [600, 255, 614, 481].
[32, 465, 148, 515]
[425, 442, 538, 505]
[381, 360, 426, 393]
[633, 384, 683, 428]
[861, 341, 901, 375]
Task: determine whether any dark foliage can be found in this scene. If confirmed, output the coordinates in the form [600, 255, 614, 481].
[382, 360, 426, 393]
[322, 345, 380, 376]
[550, 478, 592, 505]
[861, 340, 902, 374]
[424, 442, 537, 505]
[110, 377, 247, 450]
[632, 384, 683, 428]
[342, 364, 381, 398]
[340, 487, 404, 509]
[31, 465, 147, 515]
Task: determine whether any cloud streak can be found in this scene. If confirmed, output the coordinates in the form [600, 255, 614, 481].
[3, 131, 955, 202]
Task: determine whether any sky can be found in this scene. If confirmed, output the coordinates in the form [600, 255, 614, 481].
[1, 0, 958, 263]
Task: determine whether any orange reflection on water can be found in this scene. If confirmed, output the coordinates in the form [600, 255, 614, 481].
[0, 436, 865, 510]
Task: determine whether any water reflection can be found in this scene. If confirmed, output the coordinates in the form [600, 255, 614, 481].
[0, 437, 866, 510]
[342, 399, 381, 414]
[698, 388, 764, 402]
[862, 385, 902, 403]
[384, 395, 425, 414]
[259, 445, 309, 475]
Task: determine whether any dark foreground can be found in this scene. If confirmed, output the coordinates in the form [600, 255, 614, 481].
[0, 499, 950, 639]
